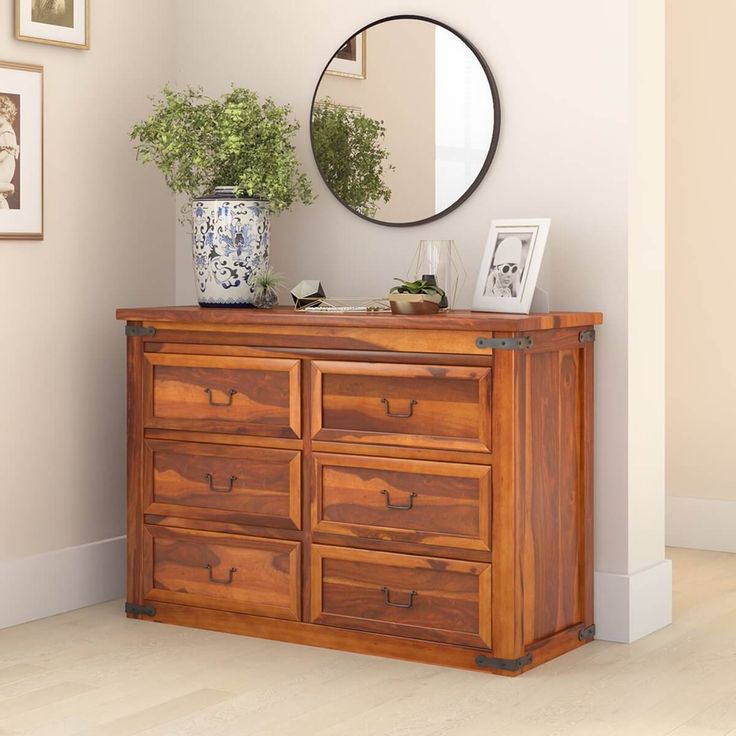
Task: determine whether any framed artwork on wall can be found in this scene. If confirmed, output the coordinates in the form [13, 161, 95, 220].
[472, 218, 551, 314]
[326, 32, 366, 79]
[0, 62, 43, 240]
[15, 0, 90, 50]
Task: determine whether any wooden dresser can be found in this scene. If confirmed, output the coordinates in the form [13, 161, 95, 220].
[116, 306, 602, 675]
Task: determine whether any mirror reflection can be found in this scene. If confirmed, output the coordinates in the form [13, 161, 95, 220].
[311, 17, 499, 226]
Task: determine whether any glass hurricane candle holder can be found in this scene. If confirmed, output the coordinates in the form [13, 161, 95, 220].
[407, 240, 466, 310]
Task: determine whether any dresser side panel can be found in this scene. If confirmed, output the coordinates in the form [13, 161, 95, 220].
[126, 326, 146, 614]
[519, 339, 593, 647]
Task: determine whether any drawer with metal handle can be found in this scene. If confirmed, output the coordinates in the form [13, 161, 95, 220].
[143, 526, 301, 621]
[143, 440, 301, 530]
[143, 352, 301, 438]
[310, 361, 492, 453]
[312, 453, 491, 554]
[310, 545, 492, 648]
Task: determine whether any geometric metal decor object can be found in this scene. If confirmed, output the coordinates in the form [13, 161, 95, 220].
[290, 280, 326, 309]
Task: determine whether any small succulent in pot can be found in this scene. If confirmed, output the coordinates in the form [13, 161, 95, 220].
[388, 278, 446, 315]
[253, 268, 284, 309]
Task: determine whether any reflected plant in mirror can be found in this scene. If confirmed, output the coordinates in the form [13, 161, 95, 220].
[311, 99, 394, 218]
[311, 16, 500, 226]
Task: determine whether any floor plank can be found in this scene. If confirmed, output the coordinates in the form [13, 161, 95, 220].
[0, 548, 733, 736]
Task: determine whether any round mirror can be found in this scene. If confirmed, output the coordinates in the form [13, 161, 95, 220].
[310, 15, 500, 227]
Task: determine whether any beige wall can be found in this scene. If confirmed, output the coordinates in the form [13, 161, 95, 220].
[0, 0, 176, 560]
[316, 20, 435, 222]
[0, 0, 670, 639]
[666, 0, 736, 503]
[174, 0, 668, 614]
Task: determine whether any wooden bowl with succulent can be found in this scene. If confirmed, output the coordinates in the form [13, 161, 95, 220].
[388, 278, 446, 315]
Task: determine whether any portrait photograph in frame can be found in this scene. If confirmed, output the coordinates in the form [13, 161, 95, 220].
[16, 0, 90, 50]
[472, 218, 551, 314]
[0, 61, 43, 240]
[326, 32, 366, 79]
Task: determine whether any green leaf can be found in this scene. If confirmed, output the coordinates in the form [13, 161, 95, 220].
[311, 99, 394, 217]
[129, 85, 315, 214]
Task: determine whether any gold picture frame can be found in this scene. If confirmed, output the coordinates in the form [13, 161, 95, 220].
[15, 0, 90, 51]
[326, 31, 366, 80]
[0, 61, 44, 240]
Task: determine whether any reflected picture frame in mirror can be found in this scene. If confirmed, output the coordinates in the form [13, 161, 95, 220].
[310, 15, 501, 228]
[325, 31, 366, 79]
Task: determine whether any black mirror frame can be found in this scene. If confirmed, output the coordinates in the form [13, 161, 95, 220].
[309, 14, 501, 228]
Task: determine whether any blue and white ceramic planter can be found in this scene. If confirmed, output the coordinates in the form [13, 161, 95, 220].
[192, 187, 270, 307]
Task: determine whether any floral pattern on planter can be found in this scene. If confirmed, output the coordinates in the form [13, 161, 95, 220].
[192, 193, 270, 306]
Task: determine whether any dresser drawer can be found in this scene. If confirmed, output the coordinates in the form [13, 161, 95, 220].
[143, 526, 301, 620]
[144, 353, 301, 438]
[311, 361, 492, 453]
[143, 440, 301, 530]
[310, 545, 492, 648]
[312, 454, 490, 553]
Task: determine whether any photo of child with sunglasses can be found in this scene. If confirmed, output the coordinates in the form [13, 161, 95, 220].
[483, 233, 532, 298]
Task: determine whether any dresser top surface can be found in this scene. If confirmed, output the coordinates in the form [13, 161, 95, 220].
[116, 306, 603, 332]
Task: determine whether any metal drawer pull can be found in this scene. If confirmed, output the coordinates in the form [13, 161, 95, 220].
[381, 490, 417, 510]
[204, 387, 237, 406]
[204, 473, 237, 493]
[381, 587, 417, 609]
[205, 564, 237, 585]
[380, 398, 417, 418]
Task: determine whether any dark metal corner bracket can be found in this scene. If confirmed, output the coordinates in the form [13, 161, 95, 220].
[125, 325, 156, 338]
[579, 329, 596, 344]
[475, 653, 533, 672]
[125, 602, 156, 617]
[578, 624, 596, 641]
[476, 336, 534, 351]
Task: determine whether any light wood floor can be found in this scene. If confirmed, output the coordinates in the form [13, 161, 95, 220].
[0, 547, 734, 736]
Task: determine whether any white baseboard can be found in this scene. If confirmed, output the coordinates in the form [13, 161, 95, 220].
[594, 559, 672, 643]
[0, 536, 126, 629]
[666, 495, 736, 553]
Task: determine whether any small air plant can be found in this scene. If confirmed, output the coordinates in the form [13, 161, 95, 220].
[253, 267, 284, 309]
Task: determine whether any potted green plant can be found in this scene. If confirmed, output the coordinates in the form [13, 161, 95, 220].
[130, 86, 314, 307]
[388, 278, 446, 315]
[311, 99, 393, 218]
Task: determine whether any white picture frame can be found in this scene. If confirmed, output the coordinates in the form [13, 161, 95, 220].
[16, 0, 90, 51]
[472, 218, 551, 314]
[326, 32, 366, 79]
[0, 61, 43, 240]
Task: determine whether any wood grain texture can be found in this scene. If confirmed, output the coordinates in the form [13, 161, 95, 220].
[143, 526, 301, 621]
[143, 428, 303, 451]
[581, 339, 595, 633]
[143, 326, 488, 357]
[311, 440, 494, 466]
[300, 357, 314, 624]
[312, 453, 491, 553]
[116, 305, 603, 333]
[143, 353, 300, 438]
[520, 348, 587, 646]
[145, 513, 305, 542]
[147, 340, 494, 366]
[125, 326, 145, 617]
[143, 440, 301, 530]
[310, 545, 492, 649]
[312, 361, 492, 453]
[489, 339, 525, 660]
[119, 307, 600, 675]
